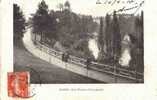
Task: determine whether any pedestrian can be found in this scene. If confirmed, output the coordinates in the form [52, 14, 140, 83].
[65, 52, 69, 62]
[86, 57, 91, 69]
[62, 53, 65, 61]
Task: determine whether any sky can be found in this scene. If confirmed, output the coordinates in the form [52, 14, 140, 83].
[14, 0, 144, 20]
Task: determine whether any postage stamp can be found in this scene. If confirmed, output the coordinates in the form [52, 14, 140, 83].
[8, 72, 30, 98]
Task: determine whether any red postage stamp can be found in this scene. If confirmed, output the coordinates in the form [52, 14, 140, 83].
[8, 72, 30, 98]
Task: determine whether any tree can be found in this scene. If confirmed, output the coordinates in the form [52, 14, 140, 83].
[132, 11, 144, 72]
[57, 3, 64, 11]
[46, 11, 58, 42]
[13, 4, 26, 42]
[112, 11, 121, 62]
[105, 14, 112, 58]
[140, 11, 144, 72]
[64, 1, 71, 11]
[97, 17, 105, 61]
[98, 17, 104, 51]
[32, 0, 49, 43]
[139, 11, 143, 50]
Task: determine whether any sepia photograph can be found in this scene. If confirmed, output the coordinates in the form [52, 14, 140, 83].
[13, 0, 144, 84]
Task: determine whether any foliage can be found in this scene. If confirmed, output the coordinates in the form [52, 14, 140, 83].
[13, 4, 26, 41]
[31, 0, 98, 58]
[129, 11, 144, 72]
[111, 11, 121, 62]
[105, 14, 112, 58]
[98, 17, 104, 51]
[64, 1, 71, 10]
[32, 0, 57, 44]
[101, 11, 121, 63]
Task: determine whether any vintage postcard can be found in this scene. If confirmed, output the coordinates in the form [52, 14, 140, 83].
[1, 0, 157, 100]
[13, 0, 144, 84]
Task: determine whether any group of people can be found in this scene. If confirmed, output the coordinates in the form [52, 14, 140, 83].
[61, 52, 92, 68]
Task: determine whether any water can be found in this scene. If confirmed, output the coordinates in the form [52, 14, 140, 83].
[88, 32, 99, 59]
[88, 32, 131, 67]
[119, 48, 131, 67]
[119, 34, 132, 67]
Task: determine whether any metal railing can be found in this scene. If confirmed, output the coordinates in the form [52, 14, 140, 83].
[34, 41, 144, 83]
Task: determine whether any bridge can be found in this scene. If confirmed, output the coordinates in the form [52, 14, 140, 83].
[23, 29, 144, 83]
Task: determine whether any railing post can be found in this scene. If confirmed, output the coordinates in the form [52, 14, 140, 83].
[86, 68, 88, 77]
[135, 68, 138, 83]
[86, 59, 88, 77]
[49, 47, 51, 63]
[114, 65, 117, 83]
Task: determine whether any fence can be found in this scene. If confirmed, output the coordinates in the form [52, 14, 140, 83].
[34, 41, 144, 83]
